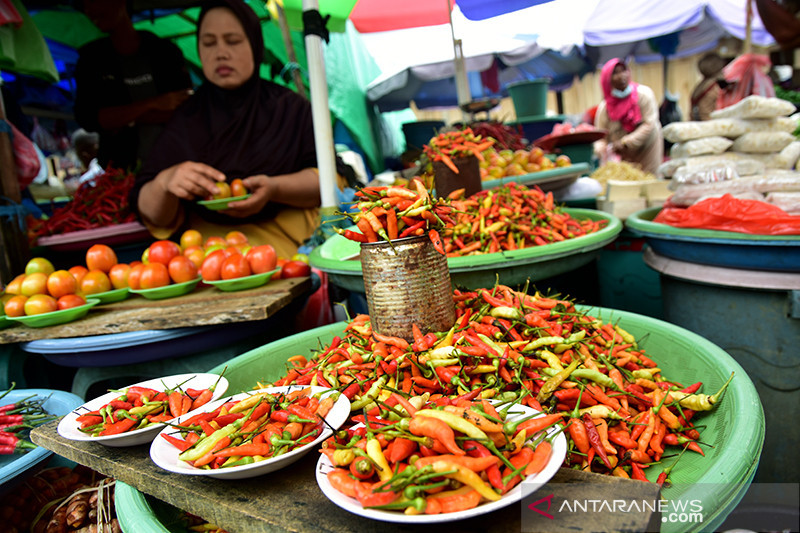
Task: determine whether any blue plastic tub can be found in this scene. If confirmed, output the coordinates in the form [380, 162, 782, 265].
[0, 388, 83, 489]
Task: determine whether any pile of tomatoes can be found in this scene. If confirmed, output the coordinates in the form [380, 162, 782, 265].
[2, 256, 93, 317]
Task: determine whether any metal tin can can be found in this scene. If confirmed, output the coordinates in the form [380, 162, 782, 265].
[360, 235, 455, 341]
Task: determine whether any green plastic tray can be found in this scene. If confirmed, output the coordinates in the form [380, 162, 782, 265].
[480, 162, 590, 191]
[119, 310, 762, 533]
[310, 208, 622, 291]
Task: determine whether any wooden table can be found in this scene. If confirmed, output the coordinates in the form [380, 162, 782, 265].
[32, 421, 661, 533]
[0, 277, 312, 344]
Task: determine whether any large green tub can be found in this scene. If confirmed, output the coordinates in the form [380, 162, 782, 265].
[310, 208, 622, 291]
[117, 310, 763, 533]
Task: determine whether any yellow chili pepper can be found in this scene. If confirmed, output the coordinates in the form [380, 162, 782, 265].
[537, 358, 581, 402]
[414, 409, 487, 441]
[433, 326, 456, 349]
[431, 460, 500, 501]
[366, 438, 392, 482]
[489, 306, 522, 320]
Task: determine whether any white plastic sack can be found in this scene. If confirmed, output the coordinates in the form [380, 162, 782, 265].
[734, 116, 799, 134]
[662, 119, 747, 143]
[710, 95, 797, 119]
[670, 136, 734, 158]
[669, 172, 800, 206]
[730, 132, 795, 153]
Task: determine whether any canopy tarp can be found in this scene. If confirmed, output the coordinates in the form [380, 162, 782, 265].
[0, 0, 57, 82]
[583, 0, 776, 67]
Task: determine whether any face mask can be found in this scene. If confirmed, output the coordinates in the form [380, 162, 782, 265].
[612, 85, 633, 99]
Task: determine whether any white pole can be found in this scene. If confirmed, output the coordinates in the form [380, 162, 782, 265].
[302, 0, 338, 211]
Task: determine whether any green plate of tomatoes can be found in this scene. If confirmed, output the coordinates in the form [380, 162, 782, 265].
[88, 287, 130, 304]
[197, 194, 251, 211]
[129, 278, 201, 300]
[5, 298, 101, 328]
[204, 268, 280, 292]
[0, 315, 11, 330]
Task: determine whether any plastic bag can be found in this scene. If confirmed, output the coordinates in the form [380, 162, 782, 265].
[653, 193, 800, 235]
[716, 55, 776, 110]
[712, 94, 793, 120]
[662, 119, 747, 143]
[657, 158, 687, 178]
[732, 141, 800, 170]
[3, 120, 41, 188]
[735, 116, 799, 134]
[730, 131, 795, 153]
[670, 136, 733, 158]
[669, 172, 800, 206]
[684, 155, 765, 176]
[766, 192, 800, 215]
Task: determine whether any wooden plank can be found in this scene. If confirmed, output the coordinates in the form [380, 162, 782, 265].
[31, 420, 658, 533]
[0, 277, 312, 344]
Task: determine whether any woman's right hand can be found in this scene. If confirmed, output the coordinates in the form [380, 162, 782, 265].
[155, 161, 226, 201]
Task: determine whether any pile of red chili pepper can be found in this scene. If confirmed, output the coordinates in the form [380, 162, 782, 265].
[320, 397, 559, 515]
[28, 168, 137, 240]
[336, 178, 451, 254]
[442, 182, 607, 256]
[422, 128, 495, 174]
[468, 121, 527, 151]
[75, 375, 223, 437]
[161, 387, 336, 469]
[269, 284, 732, 484]
[0, 385, 56, 455]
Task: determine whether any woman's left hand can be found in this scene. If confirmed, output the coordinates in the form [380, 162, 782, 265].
[220, 174, 272, 218]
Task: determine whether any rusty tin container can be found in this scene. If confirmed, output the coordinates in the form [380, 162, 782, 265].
[432, 154, 481, 199]
[360, 235, 455, 341]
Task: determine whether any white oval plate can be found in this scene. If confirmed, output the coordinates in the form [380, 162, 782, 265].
[315, 404, 567, 523]
[149, 385, 350, 480]
[57, 373, 229, 447]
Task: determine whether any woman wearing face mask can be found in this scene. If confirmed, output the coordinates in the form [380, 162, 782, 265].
[131, 0, 346, 257]
[593, 58, 663, 175]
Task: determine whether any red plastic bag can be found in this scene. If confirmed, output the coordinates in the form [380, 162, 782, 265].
[7, 121, 41, 188]
[717, 54, 775, 109]
[654, 194, 800, 235]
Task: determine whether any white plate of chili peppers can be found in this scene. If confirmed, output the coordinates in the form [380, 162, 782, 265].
[149, 385, 351, 480]
[315, 403, 567, 523]
[57, 373, 229, 447]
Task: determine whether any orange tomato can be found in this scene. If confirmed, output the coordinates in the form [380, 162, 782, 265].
[46, 270, 78, 299]
[4, 274, 26, 295]
[180, 229, 203, 250]
[57, 294, 86, 310]
[139, 263, 171, 289]
[24, 294, 58, 315]
[148, 240, 181, 266]
[246, 244, 277, 274]
[220, 254, 252, 280]
[108, 263, 132, 290]
[168, 255, 199, 284]
[86, 244, 118, 273]
[81, 270, 112, 295]
[128, 263, 145, 290]
[225, 231, 248, 246]
[68, 265, 89, 286]
[231, 178, 248, 198]
[3, 294, 28, 317]
[21, 272, 48, 297]
[204, 236, 227, 249]
[200, 249, 228, 281]
[184, 247, 205, 270]
[212, 181, 231, 200]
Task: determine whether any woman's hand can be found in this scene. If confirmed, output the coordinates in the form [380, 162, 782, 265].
[222, 174, 272, 218]
[156, 161, 226, 201]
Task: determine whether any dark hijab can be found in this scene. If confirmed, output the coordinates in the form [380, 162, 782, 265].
[132, 0, 317, 224]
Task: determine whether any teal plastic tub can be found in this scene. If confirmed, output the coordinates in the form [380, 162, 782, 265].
[310, 208, 622, 292]
[118, 310, 762, 533]
[508, 79, 550, 118]
[401, 121, 445, 151]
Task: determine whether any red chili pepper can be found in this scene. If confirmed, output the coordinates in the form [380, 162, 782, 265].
[583, 414, 612, 469]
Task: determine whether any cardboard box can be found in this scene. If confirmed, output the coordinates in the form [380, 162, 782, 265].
[597, 197, 647, 220]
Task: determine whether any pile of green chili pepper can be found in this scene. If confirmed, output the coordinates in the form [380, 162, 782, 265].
[268, 283, 731, 484]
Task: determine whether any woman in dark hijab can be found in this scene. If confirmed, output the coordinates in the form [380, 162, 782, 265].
[131, 0, 322, 257]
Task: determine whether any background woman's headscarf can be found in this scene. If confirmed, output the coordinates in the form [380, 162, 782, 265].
[133, 0, 318, 223]
[601, 58, 641, 133]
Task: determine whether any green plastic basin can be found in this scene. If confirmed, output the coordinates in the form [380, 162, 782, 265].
[310, 208, 622, 291]
[119, 310, 762, 533]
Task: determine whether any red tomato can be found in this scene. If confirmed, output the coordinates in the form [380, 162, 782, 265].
[68, 265, 89, 286]
[108, 263, 132, 290]
[148, 240, 181, 266]
[220, 254, 252, 280]
[168, 255, 199, 284]
[57, 294, 86, 310]
[204, 236, 227, 249]
[46, 270, 78, 299]
[3, 295, 28, 317]
[81, 270, 112, 295]
[128, 264, 145, 290]
[281, 260, 311, 279]
[200, 249, 228, 281]
[86, 244, 118, 273]
[139, 263, 171, 289]
[246, 244, 277, 274]
[24, 294, 58, 315]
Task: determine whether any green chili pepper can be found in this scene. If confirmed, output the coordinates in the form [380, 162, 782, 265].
[536, 358, 581, 402]
[179, 419, 242, 462]
[350, 375, 388, 411]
